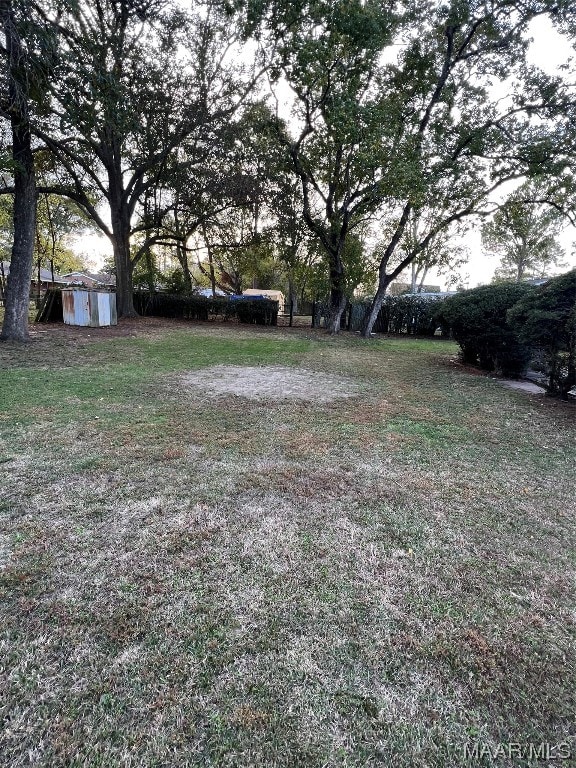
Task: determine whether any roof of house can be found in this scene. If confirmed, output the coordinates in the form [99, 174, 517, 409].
[1, 261, 69, 284]
[59, 271, 116, 286]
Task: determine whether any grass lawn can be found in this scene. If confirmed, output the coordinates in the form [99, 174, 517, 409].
[1, 320, 574, 767]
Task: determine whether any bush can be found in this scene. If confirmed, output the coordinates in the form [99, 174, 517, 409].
[133, 292, 278, 326]
[350, 294, 448, 335]
[434, 282, 534, 376]
[508, 270, 576, 397]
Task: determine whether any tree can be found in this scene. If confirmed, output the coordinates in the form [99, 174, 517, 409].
[265, 0, 400, 332]
[482, 183, 566, 282]
[235, 0, 574, 335]
[358, 0, 573, 337]
[39, 0, 262, 317]
[269, 175, 311, 311]
[155, 101, 308, 299]
[34, 194, 90, 285]
[0, 0, 44, 341]
[130, 102, 269, 296]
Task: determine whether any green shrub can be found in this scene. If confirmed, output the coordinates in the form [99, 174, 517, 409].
[350, 294, 448, 335]
[508, 270, 576, 397]
[133, 293, 278, 326]
[434, 282, 533, 375]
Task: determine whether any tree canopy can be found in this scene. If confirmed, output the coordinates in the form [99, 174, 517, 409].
[0, 0, 575, 339]
[482, 182, 567, 282]
[234, 0, 576, 333]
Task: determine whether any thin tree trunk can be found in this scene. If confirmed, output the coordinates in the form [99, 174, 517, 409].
[46, 192, 57, 287]
[175, 240, 192, 292]
[144, 247, 156, 293]
[201, 223, 218, 297]
[288, 279, 298, 315]
[361, 275, 394, 338]
[411, 262, 417, 293]
[0, 1, 36, 342]
[361, 284, 386, 338]
[418, 266, 429, 292]
[363, 203, 414, 338]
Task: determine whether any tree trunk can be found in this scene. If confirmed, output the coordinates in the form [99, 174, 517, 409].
[362, 204, 414, 338]
[411, 262, 417, 293]
[175, 240, 193, 292]
[361, 275, 393, 338]
[201, 223, 218, 297]
[109, 198, 137, 318]
[325, 248, 347, 334]
[326, 288, 347, 334]
[0, 1, 37, 343]
[418, 266, 429, 293]
[288, 279, 298, 315]
[144, 247, 156, 293]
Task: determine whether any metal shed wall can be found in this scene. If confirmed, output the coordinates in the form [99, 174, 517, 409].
[62, 289, 117, 327]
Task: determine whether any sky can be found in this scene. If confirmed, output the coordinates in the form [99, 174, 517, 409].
[460, 16, 576, 289]
[73, 13, 576, 290]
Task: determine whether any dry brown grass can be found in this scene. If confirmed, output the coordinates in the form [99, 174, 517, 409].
[1, 322, 574, 767]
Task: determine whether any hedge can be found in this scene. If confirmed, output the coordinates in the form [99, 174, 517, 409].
[434, 282, 534, 376]
[133, 292, 278, 326]
[508, 270, 576, 397]
[349, 294, 448, 335]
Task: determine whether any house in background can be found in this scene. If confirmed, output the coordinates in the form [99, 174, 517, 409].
[59, 271, 116, 288]
[0, 260, 70, 302]
[0, 263, 116, 304]
[242, 288, 285, 313]
[388, 281, 441, 296]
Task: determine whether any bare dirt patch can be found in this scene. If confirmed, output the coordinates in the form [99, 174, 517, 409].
[28, 316, 191, 342]
[180, 364, 361, 402]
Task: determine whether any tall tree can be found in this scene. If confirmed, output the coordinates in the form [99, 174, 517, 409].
[483, 183, 566, 282]
[266, 0, 400, 332]
[357, 0, 573, 336]
[39, 0, 261, 317]
[153, 103, 276, 294]
[234, 0, 573, 335]
[0, 0, 43, 341]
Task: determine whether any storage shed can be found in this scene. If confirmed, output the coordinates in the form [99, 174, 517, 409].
[242, 289, 285, 313]
[62, 289, 117, 327]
